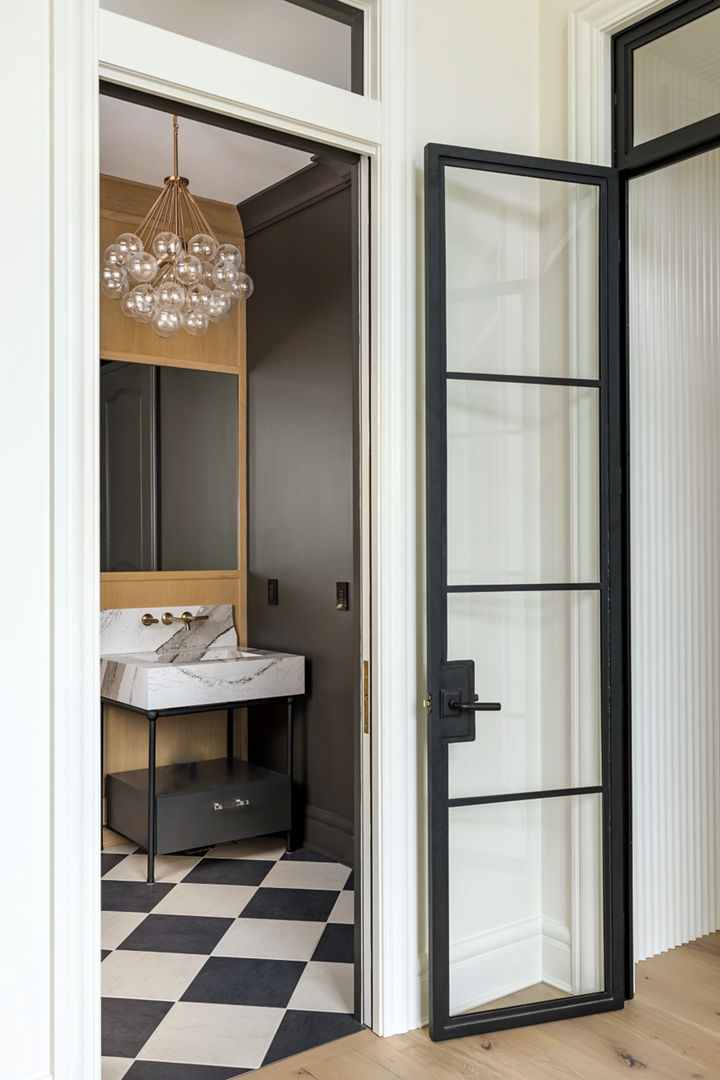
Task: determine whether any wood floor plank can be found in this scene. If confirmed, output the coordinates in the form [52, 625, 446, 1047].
[254, 935, 720, 1080]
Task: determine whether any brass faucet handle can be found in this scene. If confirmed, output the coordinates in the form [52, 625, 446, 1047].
[141, 613, 159, 626]
[160, 611, 210, 629]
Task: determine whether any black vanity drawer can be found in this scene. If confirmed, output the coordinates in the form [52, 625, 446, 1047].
[107, 757, 291, 854]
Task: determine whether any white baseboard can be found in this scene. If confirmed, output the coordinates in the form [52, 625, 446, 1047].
[541, 917, 573, 994]
[419, 915, 574, 1021]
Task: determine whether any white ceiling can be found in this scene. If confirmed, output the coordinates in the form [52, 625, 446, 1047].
[100, 0, 352, 91]
[99, 95, 313, 205]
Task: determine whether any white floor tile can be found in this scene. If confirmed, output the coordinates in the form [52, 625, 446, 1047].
[101, 910, 147, 951]
[102, 950, 206, 1000]
[205, 836, 287, 861]
[328, 891, 354, 924]
[261, 860, 350, 892]
[151, 882, 256, 918]
[137, 1001, 284, 1069]
[213, 917, 325, 961]
[287, 961, 354, 1014]
[102, 853, 201, 883]
[101, 1057, 133, 1080]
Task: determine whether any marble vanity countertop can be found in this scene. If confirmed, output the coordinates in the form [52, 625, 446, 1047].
[100, 605, 305, 710]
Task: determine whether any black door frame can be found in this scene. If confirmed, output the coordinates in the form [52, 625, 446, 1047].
[424, 144, 628, 1040]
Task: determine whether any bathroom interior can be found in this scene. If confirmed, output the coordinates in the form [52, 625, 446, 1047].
[98, 86, 363, 1078]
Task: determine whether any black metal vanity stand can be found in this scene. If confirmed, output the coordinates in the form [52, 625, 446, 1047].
[101, 695, 299, 883]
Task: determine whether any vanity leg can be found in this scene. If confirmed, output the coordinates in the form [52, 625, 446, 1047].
[227, 708, 234, 760]
[100, 701, 105, 850]
[286, 697, 294, 853]
[147, 712, 157, 884]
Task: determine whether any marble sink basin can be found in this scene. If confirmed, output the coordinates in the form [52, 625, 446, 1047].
[101, 644, 305, 711]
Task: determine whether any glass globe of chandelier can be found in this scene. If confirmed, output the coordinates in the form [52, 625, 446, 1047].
[100, 114, 253, 338]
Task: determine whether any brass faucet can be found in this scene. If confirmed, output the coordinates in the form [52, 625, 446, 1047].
[161, 610, 210, 631]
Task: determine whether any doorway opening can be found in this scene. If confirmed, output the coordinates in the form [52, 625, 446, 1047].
[98, 84, 369, 1075]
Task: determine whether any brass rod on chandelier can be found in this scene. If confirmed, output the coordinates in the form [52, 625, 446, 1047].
[172, 115, 180, 237]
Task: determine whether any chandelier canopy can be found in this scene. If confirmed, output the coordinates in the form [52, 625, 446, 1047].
[100, 115, 254, 338]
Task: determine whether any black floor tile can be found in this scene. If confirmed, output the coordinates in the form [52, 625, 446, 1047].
[102, 880, 175, 913]
[125, 1063, 248, 1079]
[118, 914, 233, 955]
[343, 871, 354, 891]
[182, 858, 274, 887]
[102, 852, 129, 876]
[101, 950, 111, 962]
[240, 887, 339, 922]
[101, 997, 173, 1058]
[262, 1010, 364, 1067]
[182, 956, 306, 1008]
[281, 847, 335, 863]
[312, 923, 355, 964]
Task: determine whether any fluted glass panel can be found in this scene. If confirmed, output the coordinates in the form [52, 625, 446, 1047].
[634, 10, 720, 145]
[629, 148, 720, 961]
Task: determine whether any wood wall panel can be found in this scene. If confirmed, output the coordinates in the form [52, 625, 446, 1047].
[100, 174, 248, 822]
[100, 175, 246, 372]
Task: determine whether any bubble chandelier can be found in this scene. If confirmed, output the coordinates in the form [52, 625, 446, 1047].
[100, 114, 254, 338]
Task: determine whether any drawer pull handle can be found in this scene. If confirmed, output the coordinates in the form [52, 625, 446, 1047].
[213, 798, 250, 812]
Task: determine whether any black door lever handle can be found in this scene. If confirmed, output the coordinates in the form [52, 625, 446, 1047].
[448, 700, 501, 712]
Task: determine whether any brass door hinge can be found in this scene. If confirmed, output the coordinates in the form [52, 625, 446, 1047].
[363, 660, 369, 734]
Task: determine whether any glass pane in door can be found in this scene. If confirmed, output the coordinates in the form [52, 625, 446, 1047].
[445, 168, 599, 378]
[448, 794, 604, 1015]
[446, 590, 601, 799]
[447, 380, 599, 586]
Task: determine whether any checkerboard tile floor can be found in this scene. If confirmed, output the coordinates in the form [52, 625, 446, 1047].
[101, 835, 361, 1079]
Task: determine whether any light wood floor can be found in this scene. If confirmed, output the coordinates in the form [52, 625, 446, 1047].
[254, 933, 720, 1079]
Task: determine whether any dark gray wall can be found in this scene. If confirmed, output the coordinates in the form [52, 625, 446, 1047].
[244, 169, 357, 865]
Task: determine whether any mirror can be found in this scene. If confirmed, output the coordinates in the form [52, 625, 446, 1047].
[101, 361, 239, 572]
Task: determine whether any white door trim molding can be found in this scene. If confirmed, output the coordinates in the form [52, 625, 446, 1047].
[371, 0, 420, 1036]
[51, 0, 101, 1078]
[51, 2, 418, 1073]
[569, 0, 674, 165]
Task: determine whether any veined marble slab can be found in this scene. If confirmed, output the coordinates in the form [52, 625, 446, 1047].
[100, 605, 304, 710]
[101, 604, 236, 656]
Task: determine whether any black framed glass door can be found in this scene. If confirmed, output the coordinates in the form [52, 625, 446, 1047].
[424, 145, 629, 1040]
